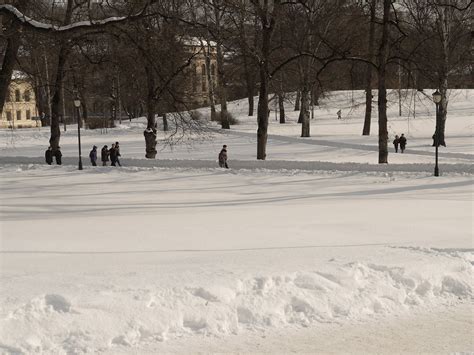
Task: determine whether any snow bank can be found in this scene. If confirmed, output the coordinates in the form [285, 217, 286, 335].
[0, 248, 471, 353]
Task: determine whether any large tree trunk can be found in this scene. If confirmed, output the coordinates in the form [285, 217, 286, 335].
[49, 0, 74, 151]
[377, 0, 391, 164]
[362, 0, 376, 136]
[144, 65, 157, 159]
[255, 0, 278, 160]
[49, 46, 70, 150]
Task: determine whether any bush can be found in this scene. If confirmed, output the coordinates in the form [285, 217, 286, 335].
[214, 110, 238, 125]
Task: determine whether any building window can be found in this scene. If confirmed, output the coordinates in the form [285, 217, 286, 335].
[202, 78, 207, 93]
[17, 110, 22, 120]
[211, 63, 216, 76]
[24, 90, 31, 102]
[15, 89, 21, 102]
[201, 64, 206, 76]
[6, 111, 12, 121]
[26, 110, 31, 120]
[5, 89, 10, 102]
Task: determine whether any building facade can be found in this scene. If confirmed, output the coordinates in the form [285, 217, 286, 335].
[183, 38, 218, 108]
[0, 72, 40, 129]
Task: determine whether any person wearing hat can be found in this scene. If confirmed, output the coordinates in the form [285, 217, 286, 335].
[89, 145, 98, 166]
[101, 145, 109, 166]
[218, 145, 229, 169]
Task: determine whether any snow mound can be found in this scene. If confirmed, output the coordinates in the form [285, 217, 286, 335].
[2, 251, 471, 353]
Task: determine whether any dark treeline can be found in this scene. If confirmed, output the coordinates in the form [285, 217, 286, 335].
[0, 0, 471, 162]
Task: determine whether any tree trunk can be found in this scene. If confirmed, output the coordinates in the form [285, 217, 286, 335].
[49, 46, 70, 150]
[377, 0, 391, 164]
[144, 65, 157, 159]
[0, 0, 26, 114]
[216, 44, 229, 129]
[257, 64, 269, 160]
[294, 90, 301, 111]
[49, 0, 74, 151]
[203, 44, 217, 121]
[362, 0, 376, 136]
[244, 54, 255, 117]
[278, 92, 285, 124]
[300, 86, 310, 137]
[162, 113, 168, 132]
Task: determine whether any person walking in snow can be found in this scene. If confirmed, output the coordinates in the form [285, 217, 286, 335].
[218, 145, 229, 169]
[101, 145, 109, 166]
[399, 134, 407, 153]
[89, 145, 98, 166]
[109, 143, 117, 166]
[114, 141, 122, 167]
[54, 147, 62, 165]
[45, 146, 53, 165]
[393, 135, 400, 153]
[337, 109, 342, 120]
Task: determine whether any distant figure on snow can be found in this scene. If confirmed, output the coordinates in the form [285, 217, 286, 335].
[114, 141, 122, 166]
[337, 109, 342, 120]
[45, 146, 53, 165]
[54, 147, 62, 165]
[101, 145, 109, 166]
[109, 143, 117, 166]
[399, 134, 407, 153]
[393, 135, 400, 153]
[218, 145, 229, 169]
[89, 145, 98, 166]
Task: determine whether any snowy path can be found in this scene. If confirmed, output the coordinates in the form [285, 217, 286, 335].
[223, 129, 474, 161]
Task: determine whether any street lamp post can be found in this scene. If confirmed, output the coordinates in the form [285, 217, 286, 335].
[74, 96, 83, 170]
[432, 90, 442, 177]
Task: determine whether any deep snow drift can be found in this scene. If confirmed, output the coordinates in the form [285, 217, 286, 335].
[0, 90, 472, 353]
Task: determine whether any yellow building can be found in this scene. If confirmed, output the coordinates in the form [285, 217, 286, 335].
[0, 71, 40, 129]
[183, 38, 218, 107]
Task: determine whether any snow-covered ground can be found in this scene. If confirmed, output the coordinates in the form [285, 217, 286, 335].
[0, 90, 472, 354]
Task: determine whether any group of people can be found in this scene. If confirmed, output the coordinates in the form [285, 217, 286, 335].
[45, 146, 62, 165]
[92, 142, 121, 166]
[393, 134, 407, 153]
[45, 142, 122, 166]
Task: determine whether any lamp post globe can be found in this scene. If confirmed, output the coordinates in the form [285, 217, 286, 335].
[432, 90, 442, 104]
[74, 96, 83, 170]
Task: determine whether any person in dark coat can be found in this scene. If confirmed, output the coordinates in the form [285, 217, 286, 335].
[45, 146, 53, 165]
[101, 145, 109, 166]
[393, 135, 400, 153]
[399, 134, 407, 153]
[109, 143, 117, 166]
[114, 141, 122, 167]
[218, 145, 229, 169]
[54, 147, 62, 165]
[89, 145, 98, 166]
